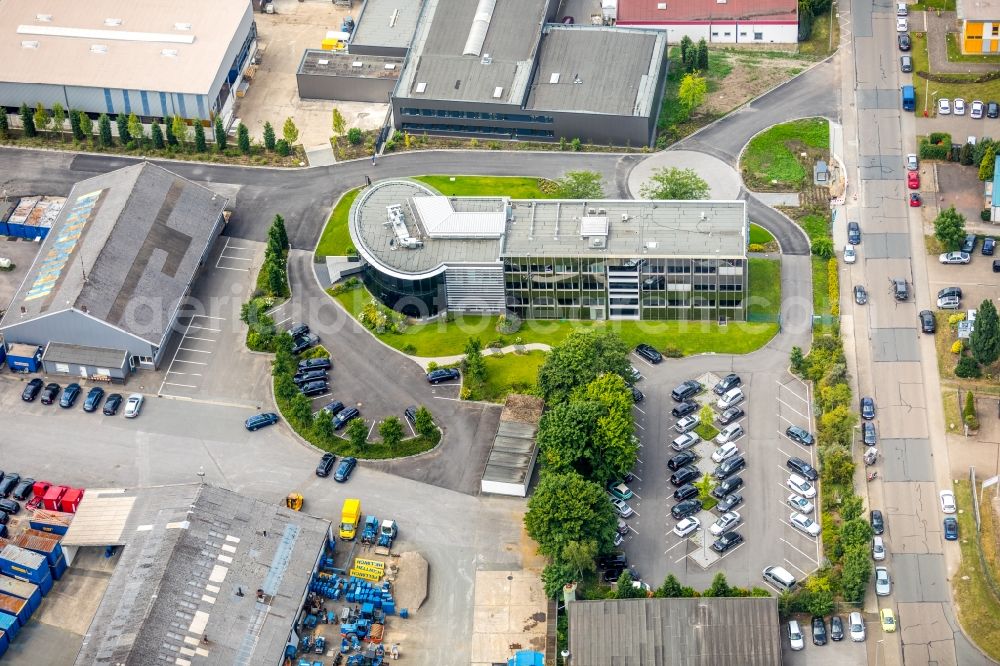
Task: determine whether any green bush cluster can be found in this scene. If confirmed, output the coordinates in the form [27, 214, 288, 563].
[258, 215, 290, 298]
[964, 391, 980, 430]
[328, 277, 362, 296]
[496, 311, 523, 334]
[827, 258, 839, 317]
[919, 132, 952, 161]
[358, 299, 407, 334]
[241, 298, 277, 352]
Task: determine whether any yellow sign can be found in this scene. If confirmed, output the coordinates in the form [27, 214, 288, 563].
[353, 558, 385, 572]
[350, 567, 382, 581]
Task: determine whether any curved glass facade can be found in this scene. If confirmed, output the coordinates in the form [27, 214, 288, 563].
[362, 265, 446, 317]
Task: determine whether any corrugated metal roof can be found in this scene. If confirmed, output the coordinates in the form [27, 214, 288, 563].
[42, 342, 128, 368]
[351, 0, 423, 51]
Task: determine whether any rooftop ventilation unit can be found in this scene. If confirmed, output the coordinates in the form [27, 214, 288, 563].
[21, 40, 39, 49]
[352, 61, 363, 67]
[90, 44, 108, 54]
[481, 53, 492, 65]
[318, 58, 329, 65]
[492, 87, 503, 99]
[414, 81, 427, 93]
[590, 237, 607, 249]
[386, 204, 424, 250]
[35, 14, 52, 22]
[104, 18, 122, 26]
[161, 48, 178, 57]
[549, 73, 560, 84]
[384, 63, 396, 70]
[463, 0, 497, 56]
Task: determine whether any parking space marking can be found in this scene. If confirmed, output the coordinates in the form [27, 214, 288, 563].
[782, 559, 811, 578]
[664, 539, 687, 555]
[187, 325, 221, 332]
[629, 492, 642, 500]
[776, 396, 809, 421]
[183, 336, 217, 343]
[172, 359, 207, 365]
[628, 524, 639, 535]
[164, 382, 198, 389]
[634, 406, 646, 415]
[367, 420, 377, 438]
[634, 422, 645, 431]
[275, 316, 291, 326]
[781, 537, 820, 564]
[177, 347, 212, 354]
[631, 354, 656, 368]
[711, 541, 746, 562]
[780, 521, 818, 542]
[630, 473, 643, 482]
[166, 371, 202, 377]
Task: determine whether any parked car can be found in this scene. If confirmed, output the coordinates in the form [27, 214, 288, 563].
[812, 616, 828, 645]
[21, 378, 43, 402]
[673, 516, 700, 538]
[671, 498, 703, 519]
[871, 509, 885, 535]
[673, 484, 699, 502]
[670, 380, 701, 402]
[944, 516, 959, 540]
[617, 519, 630, 536]
[0, 474, 21, 499]
[873, 535, 886, 561]
[971, 99, 985, 118]
[674, 415, 699, 434]
[898, 33, 911, 50]
[671, 400, 698, 418]
[709, 511, 742, 536]
[830, 615, 845, 641]
[316, 453, 336, 477]
[404, 405, 418, 424]
[900, 55, 913, 72]
[850, 611, 866, 642]
[713, 373, 741, 395]
[861, 396, 875, 420]
[787, 456, 818, 481]
[670, 465, 700, 487]
[289, 323, 310, 339]
[100, 393, 122, 415]
[634, 343, 662, 364]
[919, 310, 936, 333]
[667, 450, 698, 471]
[630, 386, 644, 403]
[907, 170, 920, 189]
[939, 489, 956, 513]
[607, 481, 633, 501]
[334, 456, 357, 482]
[12, 478, 34, 502]
[711, 441, 739, 463]
[983, 237, 996, 255]
[82, 386, 105, 412]
[854, 285, 868, 305]
[298, 357, 332, 372]
[59, 382, 83, 409]
[628, 366, 643, 383]
[906, 153, 918, 170]
[937, 295, 961, 309]
[716, 406, 744, 426]
[863, 421, 877, 446]
[896, 16, 908, 30]
[785, 425, 814, 446]
[880, 608, 897, 632]
[788, 494, 814, 514]
[955, 98, 967, 115]
[716, 387, 745, 410]
[426, 368, 460, 384]
[939, 285, 962, 301]
[961, 234, 978, 253]
[291, 333, 320, 354]
[938, 98, 951, 115]
[123, 393, 144, 418]
[670, 432, 701, 452]
[790, 512, 822, 537]
[716, 492, 744, 512]
[322, 400, 346, 417]
[245, 412, 279, 431]
[789, 620, 805, 651]
[293, 369, 328, 385]
[711, 531, 743, 553]
[712, 476, 744, 498]
[875, 566, 891, 596]
[787, 474, 816, 499]
[611, 498, 634, 518]
[939, 251, 971, 264]
[300, 381, 328, 397]
[844, 245, 857, 264]
[333, 407, 360, 430]
[40, 382, 60, 405]
[596, 553, 627, 569]
[847, 221, 861, 244]
[714, 455, 746, 480]
[909, 192, 922, 207]
[989, 101, 1000, 118]
[0, 499, 20, 516]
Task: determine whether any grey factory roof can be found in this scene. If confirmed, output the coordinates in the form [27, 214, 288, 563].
[74, 484, 330, 666]
[481, 395, 544, 491]
[567, 597, 782, 666]
[351, 180, 746, 278]
[298, 49, 404, 79]
[351, 0, 423, 51]
[395, 0, 546, 104]
[958, 0, 1000, 20]
[1, 162, 226, 346]
[526, 26, 666, 116]
[42, 341, 127, 368]
[0, 0, 250, 95]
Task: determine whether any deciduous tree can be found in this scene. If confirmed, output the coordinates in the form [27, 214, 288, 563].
[640, 167, 710, 200]
[332, 107, 346, 136]
[463, 337, 487, 384]
[553, 170, 605, 199]
[33, 103, 51, 135]
[678, 73, 707, 112]
[127, 112, 143, 144]
[840, 546, 872, 603]
[979, 143, 997, 181]
[51, 103, 66, 140]
[379, 416, 404, 447]
[171, 115, 187, 146]
[347, 416, 368, 449]
[524, 471, 617, 560]
[537, 329, 631, 404]
[414, 406, 435, 438]
[282, 117, 299, 145]
[313, 410, 335, 442]
[934, 206, 966, 251]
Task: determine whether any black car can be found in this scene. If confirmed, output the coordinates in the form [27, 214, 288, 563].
[671, 380, 701, 402]
[40, 382, 60, 405]
[322, 400, 346, 417]
[289, 323, 310, 339]
[671, 400, 698, 418]
[291, 333, 320, 354]
[812, 617, 827, 646]
[597, 552, 627, 569]
[854, 285, 867, 305]
[12, 478, 34, 501]
[871, 509, 885, 535]
[667, 451, 698, 471]
[716, 493, 744, 512]
[426, 368, 460, 384]
[989, 101, 1000, 118]
[602, 566, 625, 583]
[673, 484, 699, 501]
[671, 498, 703, 519]
[404, 406, 418, 424]
[635, 344, 663, 364]
[711, 476, 744, 499]
[60, 382, 81, 408]
[847, 221, 861, 245]
[333, 407, 360, 430]
[245, 413, 280, 431]
[983, 237, 996, 256]
[919, 310, 936, 334]
[830, 615, 844, 641]
[630, 386, 645, 403]
[0, 512, 7, 526]
[83, 386, 105, 412]
[0, 499, 19, 515]
[0, 473, 20, 499]
[103, 393, 123, 415]
[21, 378, 44, 402]
[713, 373, 741, 395]
[944, 516, 959, 540]
[961, 234, 978, 254]
[785, 425, 814, 446]
[293, 369, 328, 385]
[717, 406, 744, 426]
[670, 465, 700, 487]
[300, 381, 328, 397]
[863, 421, 877, 446]
[334, 456, 357, 482]
[316, 453, 336, 477]
[714, 455, 746, 480]
[938, 286, 963, 300]
[711, 531, 743, 553]
[297, 357, 332, 372]
[898, 33, 911, 50]
[861, 396, 875, 420]
[786, 456, 818, 481]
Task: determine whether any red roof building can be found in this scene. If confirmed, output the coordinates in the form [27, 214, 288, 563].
[616, 0, 799, 44]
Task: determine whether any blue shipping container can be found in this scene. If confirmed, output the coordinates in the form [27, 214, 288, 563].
[15, 529, 64, 566]
[0, 629, 8, 658]
[0, 592, 32, 627]
[5, 345, 42, 373]
[32, 571, 53, 597]
[0, 576, 41, 615]
[0, 610, 19, 641]
[0, 545, 49, 586]
[27, 517, 70, 537]
[49, 552, 67, 581]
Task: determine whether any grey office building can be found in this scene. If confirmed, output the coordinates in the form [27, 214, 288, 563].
[350, 179, 748, 321]
[391, 0, 668, 146]
[0, 163, 227, 374]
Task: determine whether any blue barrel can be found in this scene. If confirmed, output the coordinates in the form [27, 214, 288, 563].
[0, 613, 17, 641]
[0, 576, 41, 615]
[0, 592, 32, 626]
[0, 545, 49, 586]
[49, 552, 67, 581]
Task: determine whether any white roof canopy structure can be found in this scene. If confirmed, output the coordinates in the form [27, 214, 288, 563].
[410, 195, 506, 238]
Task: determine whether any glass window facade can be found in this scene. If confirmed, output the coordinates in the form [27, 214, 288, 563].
[362, 266, 446, 318]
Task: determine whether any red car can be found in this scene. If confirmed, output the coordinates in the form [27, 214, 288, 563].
[907, 171, 919, 189]
[909, 193, 922, 207]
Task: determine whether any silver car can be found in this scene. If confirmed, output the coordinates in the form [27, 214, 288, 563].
[611, 498, 634, 518]
[875, 566, 891, 596]
[790, 512, 821, 537]
[872, 535, 886, 561]
[939, 251, 970, 264]
[849, 611, 866, 642]
[709, 511, 742, 536]
[671, 432, 701, 452]
[787, 494, 814, 514]
[124, 393, 144, 418]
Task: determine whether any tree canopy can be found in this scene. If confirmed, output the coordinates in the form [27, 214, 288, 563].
[553, 170, 606, 199]
[639, 167, 710, 200]
[971, 299, 1000, 366]
[524, 471, 617, 561]
[537, 329, 631, 404]
[933, 206, 966, 251]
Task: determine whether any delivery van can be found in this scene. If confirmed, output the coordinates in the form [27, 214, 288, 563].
[340, 498, 361, 540]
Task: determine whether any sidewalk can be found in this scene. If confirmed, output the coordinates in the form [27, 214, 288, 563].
[408, 343, 552, 371]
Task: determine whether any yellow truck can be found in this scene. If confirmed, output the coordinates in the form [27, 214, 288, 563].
[340, 498, 361, 540]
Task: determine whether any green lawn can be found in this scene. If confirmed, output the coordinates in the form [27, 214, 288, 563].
[749, 224, 776, 245]
[748, 258, 781, 318]
[952, 480, 1000, 662]
[799, 213, 830, 244]
[911, 0, 956, 10]
[911, 32, 1000, 115]
[799, 4, 840, 57]
[946, 33, 1000, 64]
[470, 351, 545, 402]
[741, 118, 830, 190]
[315, 188, 361, 256]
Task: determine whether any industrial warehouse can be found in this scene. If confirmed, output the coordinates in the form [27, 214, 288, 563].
[349, 179, 749, 321]
[0, 0, 257, 123]
[0, 162, 227, 374]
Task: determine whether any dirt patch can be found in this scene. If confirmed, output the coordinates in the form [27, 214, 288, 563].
[390, 551, 429, 613]
[501, 394, 544, 424]
[701, 54, 811, 116]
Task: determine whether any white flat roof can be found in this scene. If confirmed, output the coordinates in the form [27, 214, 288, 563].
[0, 0, 250, 95]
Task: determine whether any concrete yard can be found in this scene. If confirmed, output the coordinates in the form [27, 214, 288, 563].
[0, 237, 42, 311]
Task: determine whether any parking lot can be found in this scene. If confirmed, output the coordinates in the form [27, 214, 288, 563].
[779, 613, 875, 664]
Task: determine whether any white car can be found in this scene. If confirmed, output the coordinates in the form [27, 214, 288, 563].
[954, 98, 966, 115]
[938, 98, 951, 115]
[849, 611, 866, 642]
[611, 498, 634, 518]
[971, 100, 985, 119]
[789, 620, 805, 650]
[787, 494, 814, 514]
[674, 415, 699, 434]
[673, 516, 701, 537]
[939, 251, 970, 264]
[872, 535, 886, 561]
[124, 393, 144, 418]
[937, 295, 961, 309]
[906, 154, 919, 171]
[671, 432, 702, 451]
[787, 474, 816, 499]
[844, 245, 857, 264]
[790, 512, 821, 537]
[896, 17, 908, 31]
[939, 489, 956, 514]
[715, 423, 744, 445]
[712, 441, 739, 463]
[710, 511, 742, 536]
[875, 566, 891, 596]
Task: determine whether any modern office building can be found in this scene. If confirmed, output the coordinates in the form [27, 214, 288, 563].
[0, 0, 257, 123]
[615, 0, 799, 45]
[349, 179, 748, 321]
[390, 0, 668, 146]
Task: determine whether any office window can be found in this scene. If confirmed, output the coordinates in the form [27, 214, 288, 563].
[754, 31, 763, 39]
